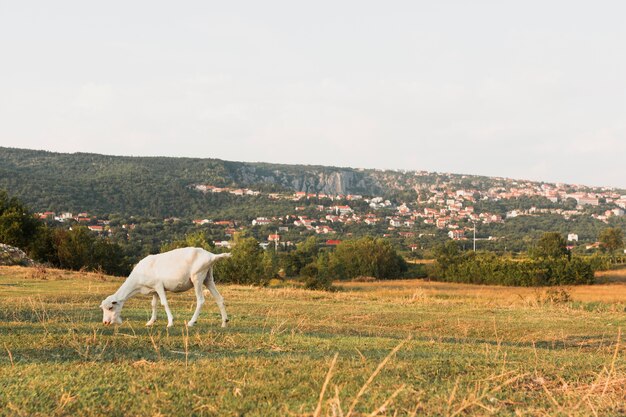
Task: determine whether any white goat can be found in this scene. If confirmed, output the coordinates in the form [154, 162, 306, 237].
[100, 247, 231, 327]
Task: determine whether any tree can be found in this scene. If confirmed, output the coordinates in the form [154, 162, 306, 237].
[53, 226, 128, 275]
[599, 227, 624, 253]
[330, 237, 407, 280]
[55, 227, 94, 271]
[215, 237, 276, 285]
[0, 190, 40, 250]
[532, 232, 569, 259]
[302, 251, 334, 290]
[161, 230, 215, 252]
[434, 240, 462, 277]
[279, 236, 319, 277]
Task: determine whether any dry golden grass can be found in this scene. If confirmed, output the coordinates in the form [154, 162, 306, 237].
[0, 265, 625, 416]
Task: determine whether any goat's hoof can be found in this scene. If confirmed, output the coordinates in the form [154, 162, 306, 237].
[187, 321, 196, 327]
[221, 322, 227, 328]
[167, 322, 174, 328]
[146, 321, 155, 327]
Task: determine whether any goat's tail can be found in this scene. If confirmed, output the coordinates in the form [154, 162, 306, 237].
[212, 252, 232, 263]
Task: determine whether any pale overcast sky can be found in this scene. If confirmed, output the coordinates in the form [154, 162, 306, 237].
[1, 1, 625, 188]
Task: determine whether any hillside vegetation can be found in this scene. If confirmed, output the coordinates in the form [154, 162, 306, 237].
[0, 147, 386, 217]
[0, 266, 625, 416]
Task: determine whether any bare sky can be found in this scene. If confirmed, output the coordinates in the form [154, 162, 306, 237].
[1, 1, 625, 188]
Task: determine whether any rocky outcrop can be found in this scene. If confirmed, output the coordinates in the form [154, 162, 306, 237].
[0, 243, 35, 266]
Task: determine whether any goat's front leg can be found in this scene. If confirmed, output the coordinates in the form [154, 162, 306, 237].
[155, 286, 174, 327]
[187, 278, 205, 327]
[146, 294, 158, 326]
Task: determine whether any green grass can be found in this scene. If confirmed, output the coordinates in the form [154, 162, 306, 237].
[0, 266, 625, 416]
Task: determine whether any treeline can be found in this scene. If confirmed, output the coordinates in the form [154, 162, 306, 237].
[2, 190, 623, 288]
[431, 232, 616, 286]
[0, 189, 411, 283]
[166, 234, 412, 290]
[0, 191, 130, 275]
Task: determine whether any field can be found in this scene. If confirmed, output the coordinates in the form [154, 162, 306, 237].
[0, 266, 625, 416]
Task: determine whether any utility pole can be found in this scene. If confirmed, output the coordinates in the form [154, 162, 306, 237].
[473, 221, 476, 252]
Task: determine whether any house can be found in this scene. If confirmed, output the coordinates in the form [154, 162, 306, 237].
[567, 233, 579, 242]
[506, 210, 521, 218]
[389, 218, 403, 227]
[448, 230, 465, 240]
[436, 218, 449, 229]
[316, 225, 334, 234]
[193, 219, 211, 225]
[252, 217, 272, 226]
[88, 225, 104, 233]
[333, 205, 353, 215]
[59, 212, 73, 220]
[408, 244, 420, 252]
[397, 203, 410, 215]
[214, 220, 234, 227]
[326, 240, 342, 246]
[214, 241, 231, 249]
[568, 193, 599, 206]
[268, 234, 280, 242]
[294, 219, 315, 228]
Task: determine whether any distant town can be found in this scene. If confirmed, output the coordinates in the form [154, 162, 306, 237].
[36, 174, 626, 253]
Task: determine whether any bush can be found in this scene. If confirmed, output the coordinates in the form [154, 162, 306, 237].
[329, 237, 407, 280]
[433, 244, 595, 286]
[0, 190, 40, 250]
[214, 237, 277, 285]
[54, 227, 128, 276]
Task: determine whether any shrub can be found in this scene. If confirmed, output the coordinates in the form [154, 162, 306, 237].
[433, 246, 595, 286]
[329, 237, 407, 280]
[214, 237, 277, 285]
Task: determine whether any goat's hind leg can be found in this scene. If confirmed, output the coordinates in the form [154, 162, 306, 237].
[146, 293, 158, 326]
[187, 275, 205, 327]
[155, 285, 174, 327]
[205, 267, 228, 327]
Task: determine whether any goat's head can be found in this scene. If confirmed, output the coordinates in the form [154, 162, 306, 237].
[100, 296, 123, 325]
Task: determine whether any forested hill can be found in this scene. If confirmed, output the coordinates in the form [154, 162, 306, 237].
[1, 147, 622, 221]
[0, 147, 393, 217]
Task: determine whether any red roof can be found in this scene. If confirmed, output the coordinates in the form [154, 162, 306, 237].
[326, 240, 342, 246]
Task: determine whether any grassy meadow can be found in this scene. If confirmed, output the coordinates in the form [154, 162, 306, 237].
[0, 265, 625, 416]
